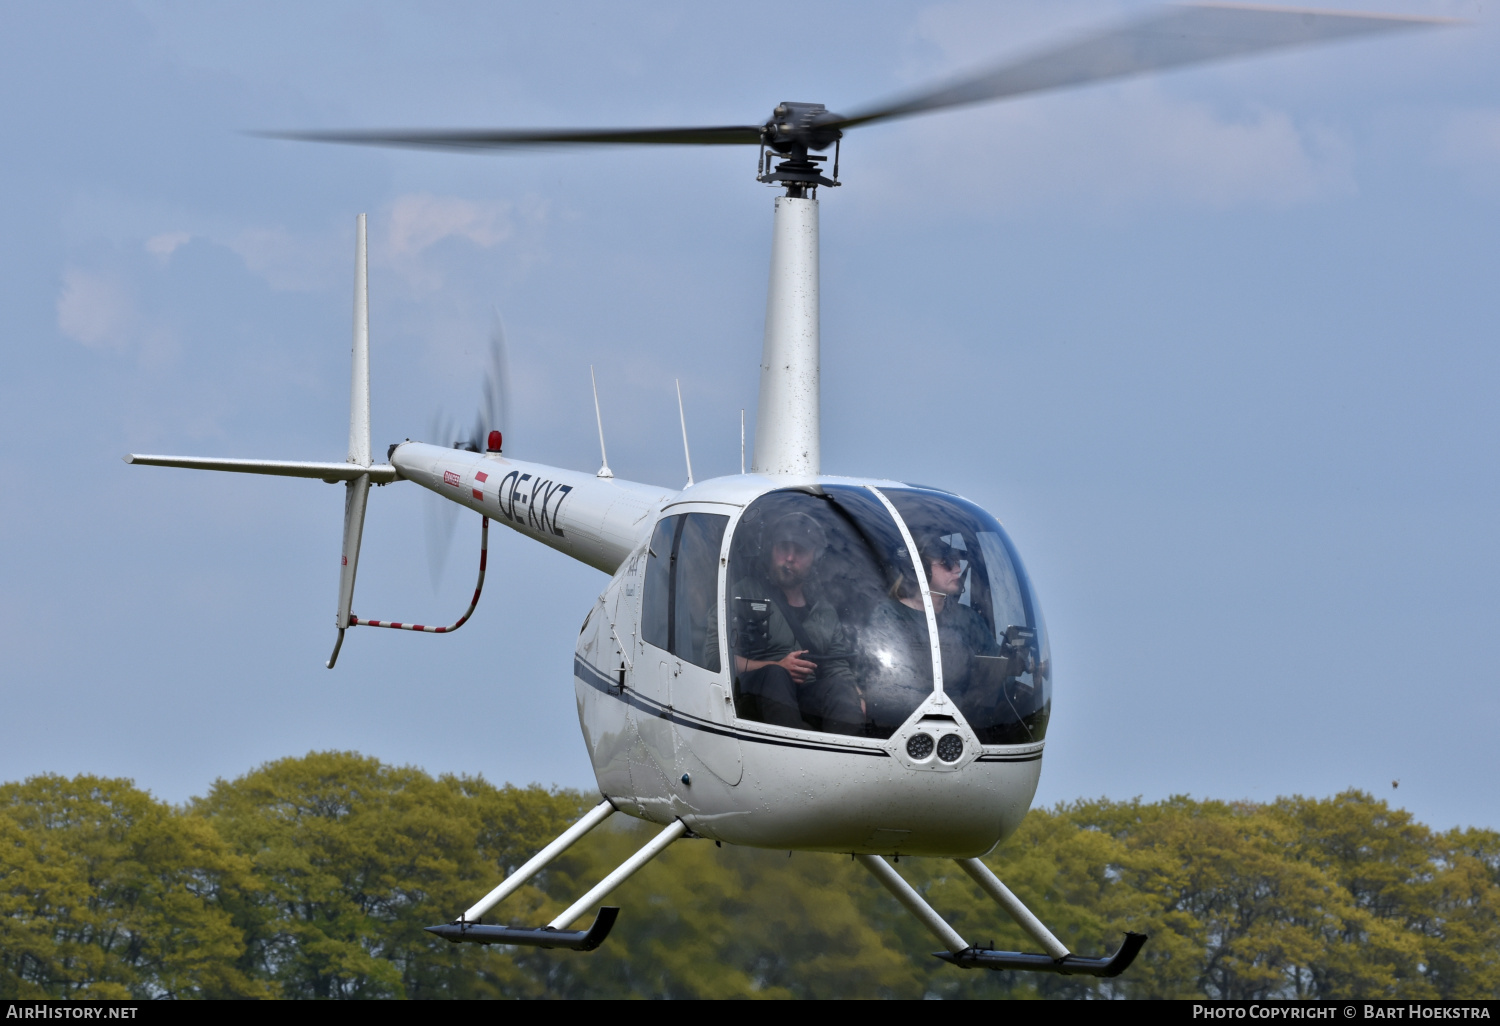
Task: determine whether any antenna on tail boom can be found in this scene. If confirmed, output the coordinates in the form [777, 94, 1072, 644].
[591, 366, 613, 480]
[676, 379, 694, 488]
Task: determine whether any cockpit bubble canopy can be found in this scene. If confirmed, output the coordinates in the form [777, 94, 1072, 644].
[716, 484, 1049, 745]
[883, 488, 1050, 746]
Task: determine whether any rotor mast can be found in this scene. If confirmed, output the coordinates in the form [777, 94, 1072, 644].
[752, 191, 821, 476]
[752, 103, 841, 477]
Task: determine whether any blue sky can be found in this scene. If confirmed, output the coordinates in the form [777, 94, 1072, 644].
[2, 1, 1497, 832]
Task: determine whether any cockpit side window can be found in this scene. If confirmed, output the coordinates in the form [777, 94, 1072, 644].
[641, 517, 675, 653]
[674, 513, 728, 672]
[881, 489, 1051, 745]
[641, 512, 729, 673]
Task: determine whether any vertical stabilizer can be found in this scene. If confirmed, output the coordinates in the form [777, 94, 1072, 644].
[348, 213, 372, 468]
[752, 195, 820, 475]
[330, 213, 373, 667]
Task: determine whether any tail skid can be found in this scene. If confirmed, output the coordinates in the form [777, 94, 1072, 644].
[347, 517, 489, 635]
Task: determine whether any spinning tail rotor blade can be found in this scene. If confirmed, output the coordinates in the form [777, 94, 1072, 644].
[833, 5, 1451, 130]
[471, 312, 512, 454]
[423, 413, 461, 592]
[423, 312, 513, 589]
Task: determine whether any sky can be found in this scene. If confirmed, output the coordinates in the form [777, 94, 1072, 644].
[2, 1, 1497, 834]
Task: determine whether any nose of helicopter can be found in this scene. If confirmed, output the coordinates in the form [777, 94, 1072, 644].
[884, 694, 984, 773]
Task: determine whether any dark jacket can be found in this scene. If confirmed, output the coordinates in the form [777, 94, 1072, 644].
[867, 598, 1000, 715]
[707, 575, 863, 731]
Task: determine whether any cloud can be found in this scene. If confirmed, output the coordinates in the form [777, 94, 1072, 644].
[227, 225, 341, 293]
[380, 193, 525, 293]
[57, 268, 135, 351]
[385, 194, 514, 259]
[859, 0, 1357, 216]
[861, 83, 1354, 217]
[223, 194, 545, 297]
[144, 231, 192, 262]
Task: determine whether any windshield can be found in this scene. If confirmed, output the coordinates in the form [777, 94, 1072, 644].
[881, 488, 1051, 745]
[713, 486, 933, 739]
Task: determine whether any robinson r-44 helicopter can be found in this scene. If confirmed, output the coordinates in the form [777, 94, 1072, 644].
[128, 4, 1446, 977]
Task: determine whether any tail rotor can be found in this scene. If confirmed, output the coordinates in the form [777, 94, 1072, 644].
[423, 311, 512, 591]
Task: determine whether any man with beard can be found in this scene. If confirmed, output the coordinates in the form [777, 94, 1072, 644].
[711, 510, 865, 734]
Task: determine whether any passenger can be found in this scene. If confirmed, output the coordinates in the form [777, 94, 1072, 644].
[716, 511, 865, 734]
[873, 537, 1001, 702]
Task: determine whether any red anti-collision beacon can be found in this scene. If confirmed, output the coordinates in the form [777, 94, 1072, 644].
[487, 430, 502, 453]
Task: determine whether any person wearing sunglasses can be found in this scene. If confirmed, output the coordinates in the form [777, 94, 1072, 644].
[872, 536, 1001, 703]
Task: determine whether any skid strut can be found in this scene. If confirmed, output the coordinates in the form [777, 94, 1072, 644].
[855, 854, 1147, 977]
[426, 803, 687, 953]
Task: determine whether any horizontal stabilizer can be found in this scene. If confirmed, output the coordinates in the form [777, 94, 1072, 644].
[125, 454, 398, 484]
[935, 932, 1147, 977]
[425, 907, 619, 951]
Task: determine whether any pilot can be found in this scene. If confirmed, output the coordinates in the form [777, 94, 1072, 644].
[713, 510, 865, 734]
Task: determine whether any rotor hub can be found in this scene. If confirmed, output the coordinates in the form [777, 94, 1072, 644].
[758, 102, 843, 193]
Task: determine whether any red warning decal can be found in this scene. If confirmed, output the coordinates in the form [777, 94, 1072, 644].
[471, 488, 484, 500]
[475, 471, 489, 483]
[443, 470, 460, 487]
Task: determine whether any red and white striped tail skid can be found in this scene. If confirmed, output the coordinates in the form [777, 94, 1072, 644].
[350, 516, 489, 634]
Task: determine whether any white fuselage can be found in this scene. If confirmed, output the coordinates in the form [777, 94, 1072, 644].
[392, 443, 1044, 858]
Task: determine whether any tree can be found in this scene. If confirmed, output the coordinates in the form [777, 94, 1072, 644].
[5, 758, 1496, 1000]
[509, 822, 925, 998]
[190, 751, 585, 999]
[0, 774, 268, 999]
[1420, 826, 1500, 998]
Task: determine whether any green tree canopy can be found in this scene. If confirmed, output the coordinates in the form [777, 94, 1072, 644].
[2, 755, 1495, 1000]
[190, 751, 586, 999]
[0, 774, 268, 999]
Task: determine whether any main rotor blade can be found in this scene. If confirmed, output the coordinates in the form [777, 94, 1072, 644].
[835, 4, 1452, 130]
[259, 125, 761, 151]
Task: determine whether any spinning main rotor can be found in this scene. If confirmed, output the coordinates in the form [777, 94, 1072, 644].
[265, 4, 1446, 193]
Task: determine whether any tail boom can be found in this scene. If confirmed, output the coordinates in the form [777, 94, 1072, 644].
[391, 442, 671, 574]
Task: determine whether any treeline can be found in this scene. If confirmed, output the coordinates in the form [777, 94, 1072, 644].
[1, 752, 1496, 999]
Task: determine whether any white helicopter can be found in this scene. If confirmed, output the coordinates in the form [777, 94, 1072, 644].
[128, 5, 1444, 977]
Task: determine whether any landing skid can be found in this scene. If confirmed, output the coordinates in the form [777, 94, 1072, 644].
[937, 932, 1147, 976]
[429, 802, 1145, 977]
[427, 907, 620, 951]
[856, 853, 1147, 977]
[425, 800, 686, 952]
